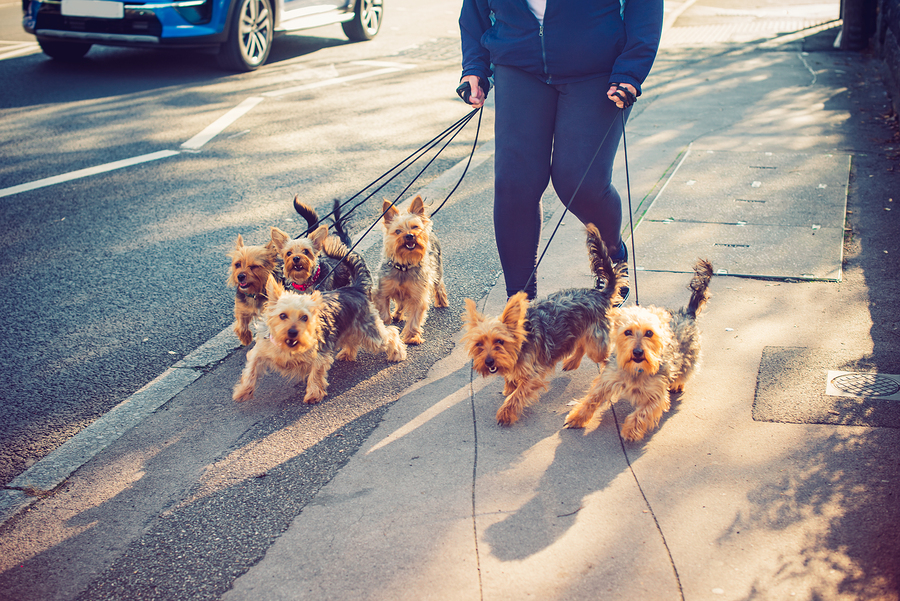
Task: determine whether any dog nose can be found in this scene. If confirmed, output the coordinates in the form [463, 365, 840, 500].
[485, 356, 494, 368]
[287, 327, 298, 339]
[633, 348, 644, 359]
[237, 273, 246, 282]
[292, 256, 302, 264]
[404, 233, 414, 241]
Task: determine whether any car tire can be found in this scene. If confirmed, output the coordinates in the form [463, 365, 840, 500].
[341, 0, 383, 42]
[217, 0, 273, 72]
[38, 39, 92, 61]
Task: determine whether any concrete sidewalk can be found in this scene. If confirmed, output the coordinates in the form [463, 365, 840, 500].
[222, 29, 900, 601]
[2, 20, 900, 601]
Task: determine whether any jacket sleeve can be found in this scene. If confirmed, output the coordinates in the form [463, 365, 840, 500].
[459, 0, 494, 81]
[609, 0, 664, 95]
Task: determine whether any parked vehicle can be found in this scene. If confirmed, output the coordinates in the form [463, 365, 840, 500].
[21, 0, 383, 71]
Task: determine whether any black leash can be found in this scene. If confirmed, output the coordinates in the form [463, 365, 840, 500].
[299, 108, 481, 238]
[620, 109, 639, 306]
[523, 96, 639, 306]
[308, 107, 483, 290]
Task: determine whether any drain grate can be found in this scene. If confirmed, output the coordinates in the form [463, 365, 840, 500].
[826, 371, 900, 400]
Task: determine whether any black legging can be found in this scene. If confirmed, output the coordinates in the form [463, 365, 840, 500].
[493, 64, 630, 299]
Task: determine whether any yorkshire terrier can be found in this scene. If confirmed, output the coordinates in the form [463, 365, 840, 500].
[270, 197, 372, 295]
[374, 195, 449, 345]
[462, 224, 624, 426]
[232, 251, 407, 405]
[564, 259, 714, 441]
[227, 234, 279, 346]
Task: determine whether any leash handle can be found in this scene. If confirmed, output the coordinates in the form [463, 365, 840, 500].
[609, 83, 637, 108]
[456, 77, 490, 105]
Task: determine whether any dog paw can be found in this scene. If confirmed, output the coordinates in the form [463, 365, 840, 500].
[402, 333, 424, 345]
[620, 423, 646, 442]
[236, 328, 253, 346]
[336, 348, 357, 361]
[495, 406, 520, 426]
[561, 356, 583, 371]
[233, 386, 254, 402]
[303, 391, 325, 404]
[563, 408, 590, 429]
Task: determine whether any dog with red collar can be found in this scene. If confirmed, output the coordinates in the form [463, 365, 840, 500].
[270, 197, 373, 298]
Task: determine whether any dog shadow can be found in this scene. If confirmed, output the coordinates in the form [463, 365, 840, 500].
[477, 376, 686, 562]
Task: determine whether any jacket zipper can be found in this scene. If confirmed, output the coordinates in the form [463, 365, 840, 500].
[539, 24, 551, 83]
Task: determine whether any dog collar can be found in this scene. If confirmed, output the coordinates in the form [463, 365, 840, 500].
[290, 265, 321, 292]
[387, 260, 412, 272]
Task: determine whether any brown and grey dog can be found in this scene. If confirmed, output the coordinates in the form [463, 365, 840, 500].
[270, 197, 372, 296]
[233, 250, 406, 405]
[462, 224, 624, 426]
[374, 195, 449, 345]
[565, 258, 713, 441]
[227, 234, 279, 346]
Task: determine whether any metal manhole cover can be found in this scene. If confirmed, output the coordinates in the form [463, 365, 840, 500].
[826, 371, 900, 400]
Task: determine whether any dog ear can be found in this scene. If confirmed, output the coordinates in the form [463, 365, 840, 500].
[409, 195, 425, 217]
[270, 227, 290, 251]
[500, 292, 528, 331]
[382, 200, 399, 225]
[235, 234, 245, 249]
[309, 224, 329, 251]
[462, 298, 483, 328]
[265, 274, 283, 301]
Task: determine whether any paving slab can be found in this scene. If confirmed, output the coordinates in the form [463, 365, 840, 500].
[633, 150, 849, 279]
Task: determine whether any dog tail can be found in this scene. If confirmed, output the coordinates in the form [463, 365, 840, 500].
[686, 259, 714, 318]
[342, 249, 373, 292]
[330, 198, 354, 248]
[585, 223, 619, 294]
[293, 196, 320, 233]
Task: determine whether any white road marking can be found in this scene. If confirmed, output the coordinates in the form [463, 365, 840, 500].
[181, 96, 265, 150]
[1, 61, 416, 197]
[0, 149, 181, 198]
[0, 41, 40, 60]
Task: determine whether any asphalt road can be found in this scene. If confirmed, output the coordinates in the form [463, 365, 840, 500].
[0, 0, 490, 487]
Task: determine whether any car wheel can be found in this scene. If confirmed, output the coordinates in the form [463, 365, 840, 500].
[341, 0, 383, 42]
[217, 0, 273, 72]
[38, 39, 92, 61]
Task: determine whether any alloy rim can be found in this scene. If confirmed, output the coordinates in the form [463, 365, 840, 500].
[238, 0, 271, 66]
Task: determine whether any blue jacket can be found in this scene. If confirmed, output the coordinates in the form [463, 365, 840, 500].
[459, 0, 663, 94]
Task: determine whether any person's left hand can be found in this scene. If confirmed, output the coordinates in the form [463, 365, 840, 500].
[607, 83, 637, 109]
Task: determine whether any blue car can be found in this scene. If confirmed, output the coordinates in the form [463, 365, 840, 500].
[21, 0, 383, 71]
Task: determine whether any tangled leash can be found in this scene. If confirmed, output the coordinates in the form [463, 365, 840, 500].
[305, 107, 484, 290]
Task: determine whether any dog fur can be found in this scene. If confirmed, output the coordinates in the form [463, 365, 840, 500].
[462, 224, 623, 426]
[232, 250, 406, 405]
[374, 195, 449, 345]
[564, 259, 713, 441]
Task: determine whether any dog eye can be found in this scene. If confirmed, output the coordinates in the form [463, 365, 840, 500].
[285, 251, 292, 258]
[279, 313, 288, 320]
[624, 329, 633, 336]
[304, 249, 313, 257]
[645, 331, 653, 338]
[394, 229, 402, 235]
[494, 339, 504, 347]
[234, 262, 242, 268]
[301, 315, 308, 322]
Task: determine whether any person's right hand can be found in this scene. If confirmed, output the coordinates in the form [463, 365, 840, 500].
[459, 75, 486, 108]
